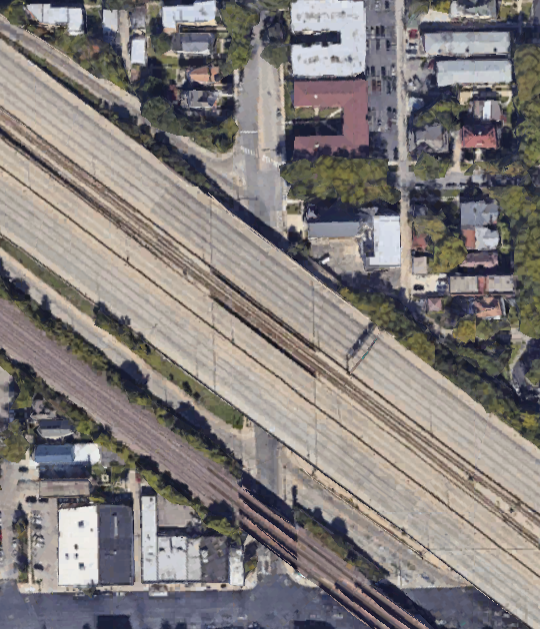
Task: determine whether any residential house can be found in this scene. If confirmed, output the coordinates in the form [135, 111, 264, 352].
[461, 124, 498, 150]
[171, 32, 215, 56]
[130, 36, 147, 66]
[26, 3, 85, 35]
[412, 124, 449, 155]
[423, 31, 510, 57]
[364, 215, 401, 269]
[460, 251, 498, 269]
[473, 297, 503, 319]
[436, 59, 513, 87]
[102, 9, 119, 45]
[182, 89, 219, 109]
[412, 256, 428, 275]
[427, 297, 443, 312]
[450, 0, 498, 19]
[290, 0, 366, 78]
[36, 418, 75, 440]
[161, 0, 217, 33]
[293, 79, 369, 153]
[187, 66, 221, 85]
[129, 5, 146, 31]
[471, 99, 503, 122]
[449, 274, 514, 296]
[461, 198, 499, 251]
[34, 444, 74, 465]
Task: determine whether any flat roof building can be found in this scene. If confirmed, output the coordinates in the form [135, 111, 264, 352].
[73, 443, 101, 465]
[172, 33, 215, 55]
[130, 36, 147, 66]
[26, 3, 84, 35]
[142, 495, 158, 582]
[39, 480, 91, 497]
[58, 506, 99, 587]
[98, 505, 134, 586]
[102, 9, 119, 44]
[423, 31, 510, 57]
[34, 444, 73, 465]
[308, 220, 360, 239]
[36, 418, 74, 440]
[293, 79, 369, 152]
[161, 0, 216, 30]
[436, 59, 513, 87]
[291, 0, 366, 78]
[367, 216, 401, 268]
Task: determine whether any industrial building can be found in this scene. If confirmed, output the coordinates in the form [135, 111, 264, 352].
[436, 59, 513, 87]
[161, 0, 216, 31]
[25, 3, 85, 35]
[423, 31, 510, 57]
[364, 215, 401, 268]
[290, 0, 366, 78]
[98, 505, 134, 586]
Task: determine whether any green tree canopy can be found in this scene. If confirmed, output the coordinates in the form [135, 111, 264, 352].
[526, 359, 540, 386]
[414, 99, 466, 132]
[281, 156, 400, 206]
[413, 215, 447, 244]
[516, 119, 540, 168]
[220, 3, 260, 76]
[0, 420, 29, 463]
[489, 187, 539, 231]
[430, 235, 467, 273]
[514, 45, 540, 109]
[414, 153, 451, 181]
[453, 318, 476, 344]
[401, 332, 436, 365]
[476, 318, 510, 341]
[261, 43, 290, 68]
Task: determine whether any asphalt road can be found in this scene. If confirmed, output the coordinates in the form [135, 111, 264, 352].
[0, 576, 363, 629]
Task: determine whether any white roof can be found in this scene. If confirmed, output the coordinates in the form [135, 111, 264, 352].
[423, 31, 510, 57]
[158, 536, 188, 581]
[27, 4, 84, 35]
[141, 496, 158, 582]
[187, 537, 202, 581]
[130, 37, 147, 66]
[102, 9, 119, 33]
[73, 443, 101, 465]
[476, 226, 499, 251]
[58, 506, 99, 586]
[161, 1, 216, 29]
[436, 59, 513, 87]
[291, 0, 366, 78]
[368, 216, 401, 267]
[229, 547, 244, 586]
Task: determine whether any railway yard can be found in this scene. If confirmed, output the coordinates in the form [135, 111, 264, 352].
[0, 39, 540, 628]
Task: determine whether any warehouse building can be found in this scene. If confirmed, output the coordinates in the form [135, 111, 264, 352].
[423, 31, 510, 57]
[436, 59, 513, 86]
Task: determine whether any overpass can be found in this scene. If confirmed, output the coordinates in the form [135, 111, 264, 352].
[0, 40, 539, 626]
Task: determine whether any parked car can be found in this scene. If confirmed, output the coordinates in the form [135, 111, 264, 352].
[18, 466, 28, 473]
[38, 497, 49, 503]
[25, 496, 37, 503]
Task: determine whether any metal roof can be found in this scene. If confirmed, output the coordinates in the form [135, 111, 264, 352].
[34, 444, 73, 465]
[26, 4, 84, 34]
[141, 496, 158, 582]
[461, 199, 499, 228]
[102, 9, 118, 34]
[291, 0, 366, 78]
[161, 1, 216, 29]
[450, 0, 497, 18]
[450, 275, 479, 294]
[308, 220, 360, 239]
[172, 32, 215, 54]
[436, 59, 513, 87]
[130, 37, 146, 66]
[98, 505, 134, 585]
[423, 31, 510, 57]
[475, 226, 499, 250]
[368, 216, 401, 267]
[37, 418, 74, 439]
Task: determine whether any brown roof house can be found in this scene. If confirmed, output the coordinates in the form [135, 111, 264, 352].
[187, 66, 221, 85]
[460, 251, 498, 269]
[461, 124, 498, 150]
[293, 79, 369, 153]
[473, 297, 503, 319]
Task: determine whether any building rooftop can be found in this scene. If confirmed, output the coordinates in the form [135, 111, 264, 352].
[414, 123, 448, 153]
[102, 9, 119, 41]
[293, 79, 369, 152]
[34, 444, 73, 465]
[26, 3, 84, 35]
[58, 505, 99, 586]
[460, 251, 498, 268]
[36, 418, 74, 440]
[412, 256, 428, 275]
[171, 32, 215, 54]
[487, 274, 514, 294]
[129, 5, 146, 30]
[423, 31, 510, 57]
[308, 219, 360, 239]
[291, 0, 366, 78]
[473, 297, 502, 319]
[161, 0, 217, 29]
[130, 36, 147, 66]
[39, 480, 91, 497]
[461, 125, 498, 150]
[187, 66, 221, 84]
[98, 505, 134, 586]
[142, 495, 158, 583]
[436, 59, 513, 87]
[367, 215, 401, 268]
[450, 275, 479, 295]
[73, 443, 101, 465]
[450, 0, 497, 19]
[472, 99, 503, 121]
[461, 199, 499, 228]
[475, 226, 499, 250]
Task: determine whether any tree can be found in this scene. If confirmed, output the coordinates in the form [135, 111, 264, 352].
[401, 332, 436, 365]
[0, 420, 29, 463]
[490, 187, 538, 231]
[516, 119, 540, 168]
[476, 318, 510, 341]
[258, 0, 291, 12]
[414, 153, 451, 181]
[220, 3, 260, 76]
[430, 235, 467, 273]
[152, 32, 172, 58]
[414, 99, 466, 132]
[413, 216, 447, 244]
[453, 318, 476, 344]
[261, 43, 290, 68]
[526, 359, 540, 386]
[281, 157, 400, 206]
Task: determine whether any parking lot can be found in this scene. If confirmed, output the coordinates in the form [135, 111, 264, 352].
[27, 497, 58, 593]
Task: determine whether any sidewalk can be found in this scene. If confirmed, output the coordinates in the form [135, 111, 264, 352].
[0, 248, 245, 459]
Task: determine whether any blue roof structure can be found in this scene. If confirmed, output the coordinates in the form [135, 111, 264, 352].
[34, 444, 74, 465]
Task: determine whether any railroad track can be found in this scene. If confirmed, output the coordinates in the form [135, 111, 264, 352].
[1, 107, 540, 564]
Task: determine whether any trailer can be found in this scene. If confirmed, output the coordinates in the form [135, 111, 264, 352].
[346, 325, 380, 374]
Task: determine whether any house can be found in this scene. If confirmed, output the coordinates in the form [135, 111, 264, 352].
[290, 0, 366, 78]
[293, 79, 369, 153]
[412, 124, 449, 155]
[130, 36, 147, 66]
[73, 443, 101, 465]
[183, 89, 219, 109]
[436, 59, 513, 87]
[34, 444, 74, 465]
[427, 297, 443, 312]
[161, 0, 217, 32]
[365, 215, 401, 268]
[449, 275, 514, 296]
[422, 31, 510, 57]
[26, 3, 85, 35]
[36, 418, 75, 440]
[102, 9, 119, 45]
[187, 66, 221, 84]
[461, 125, 498, 150]
[171, 32, 215, 56]
[308, 219, 361, 239]
[460, 251, 498, 268]
[473, 297, 503, 319]
[450, 0, 497, 19]
[461, 198, 499, 250]
[471, 99, 503, 122]
[129, 5, 146, 31]
[412, 256, 428, 275]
